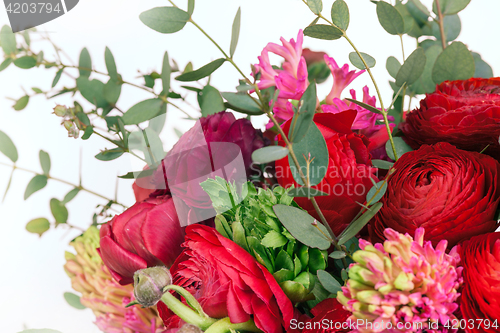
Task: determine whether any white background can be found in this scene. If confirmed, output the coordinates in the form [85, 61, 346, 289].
[0, 0, 499, 332]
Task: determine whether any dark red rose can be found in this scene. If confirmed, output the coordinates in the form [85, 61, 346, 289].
[370, 142, 500, 249]
[302, 298, 350, 333]
[158, 225, 294, 333]
[153, 111, 264, 224]
[400, 78, 500, 159]
[98, 195, 184, 285]
[276, 111, 378, 236]
[459, 232, 500, 333]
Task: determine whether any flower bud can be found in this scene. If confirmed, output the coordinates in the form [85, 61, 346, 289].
[178, 324, 203, 333]
[63, 120, 74, 131]
[133, 266, 171, 307]
[53, 105, 68, 117]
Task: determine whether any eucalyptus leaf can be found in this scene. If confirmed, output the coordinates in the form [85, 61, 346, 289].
[161, 51, 171, 96]
[345, 98, 381, 114]
[221, 92, 262, 115]
[26, 218, 50, 236]
[76, 77, 108, 108]
[175, 58, 226, 81]
[338, 202, 383, 245]
[122, 98, 164, 125]
[303, 24, 343, 40]
[288, 83, 317, 143]
[139, 7, 190, 34]
[432, 41, 475, 84]
[104, 47, 118, 81]
[52, 69, 63, 87]
[252, 146, 289, 164]
[385, 137, 413, 161]
[395, 47, 426, 87]
[198, 85, 225, 117]
[0, 25, 17, 56]
[273, 204, 331, 250]
[78, 48, 92, 77]
[13, 95, 29, 111]
[371, 159, 394, 170]
[432, 0, 470, 16]
[14, 56, 37, 69]
[287, 123, 329, 186]
[329, 251, 346, 259]
[431, 14, 461, 42]
[24, 175, 47, 200]
[0, 130, 19, 162]
[386, 56, 401, 79]
[64, 292, 86, 310]
[230, 8, 241, 57]
[349, 52, 376, 70]
[472, 52, 493, 79]
[188, 0, 195, 15]
[0, 58, 12, 72]
[39, 150, 51, 175]
[307, 0, 323, 14]
[50, 198, 68, 224]
[95, 148, 124, 161]
[366, 180, 388, 205]
[103, 79, 122, 105]
[331, 0, 349, 31]
[63, 188, 80, 204]
[376, 1, 405, 35]
[82, 126, 94, 140]
[317, 270, 342, 294]
[410, 44, 442, 94]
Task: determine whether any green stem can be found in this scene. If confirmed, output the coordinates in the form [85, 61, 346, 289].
[435, 0, 447, 50]
[204, 317, 262, 333]
[0, 161, 128, 208]
[160, 292, 217, 330]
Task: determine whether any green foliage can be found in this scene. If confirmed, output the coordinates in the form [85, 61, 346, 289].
[338, 203, 383, 246]
[431, 14, 461, 42]
[287, 123, 329, 186]
[395, 47, 426, 87]
[385, 137, 413, 161]
[349, 52, 376, 70]
[331, 0, 349, 31]
[386, 56, 401, 78]
[104, 47, 118, 81]
[78, 48, 92, 78]
[432, 41, 475, 84]
[139, 7, 190, 34]
[39, 150, 51, 175]
[221, 92, 262, 115]
[198, 85, 225, 117]
[0, 130, 19, 162]
[366, 180, 388, 205]
[230, 8, 241, 57]
[0, 25, 17, 56]
[175, 58, 226, 81]
[472, 52, 493, 78]
[303, 25, 343, 40]
[63, 292, 86, 310]
[288, 83, 317, 143]
[376, 1, 405, 35]
[13, 95, 29, 111]
[26, 218, 50, 236]
[24, 175, 48, 200]
[122, 98, 164, 125]
[252, 146, 289, 164]
[307, 0, 323, 14]
[432, 0, 470, 16]
[50, 198, 68, 224]
[14, 56, 37, 69]
[161, 51, 171, 97]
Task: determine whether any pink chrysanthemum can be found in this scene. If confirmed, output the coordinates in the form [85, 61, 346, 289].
[65, 227, 164, 333]
[324, 55, 364, 104]
[337, 228, 463, 333]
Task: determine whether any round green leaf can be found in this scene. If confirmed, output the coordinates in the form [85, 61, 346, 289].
[198, 85, 225, 117]
[122, 98, 164, 125]
[273, 204, 331, 250]
[386, 56, 401, 79]
[26, 218, 50, 236]
[14, 56, 37, 69]
[0, 25, 17, 56]
[349, 52, 376, 70]
[303, 24, 343, 40]
[50, 198, 68, 224]
[76, 77, 108, 108]
[0, 130, 18, 162]
[376, 1, 405, 35]
[410, 44, 442, 94]
[13, 95, 30, 111]
[385, 137, 413, 161]
[288, 123, 329, 186]
[432, 0, 470, 15]
[317, 270, 342, 294]
[78, 48, 92, 78]
[63, 292, 86, 310]
[331, 0, 349, 31]
[396, 47, 426, 87]
[252, 146, 289, 164]
[307, 0, 323, 14]
[103, 79, 121, 105]
[39, 150, 51, 175]
[139, 7, 190, 34]
[472, 52, 493, 79]
[175, 58, 226, 82]
[431, 14, 461, 42]
[24, 175, 48, 200]
[432, 41, 475, 84]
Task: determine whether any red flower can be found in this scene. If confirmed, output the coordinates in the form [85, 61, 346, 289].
[275, 111, 378, 236]
[459, 232, 500, 333]
[370, 142, 500, 248]
[132, 166, 155, 202]
[159, 225, 294, 333]
[153, 111, 264, 224]
[302, 298, 350, 333]
[98, 195, 184, 285]
[400, 78, 500, 159]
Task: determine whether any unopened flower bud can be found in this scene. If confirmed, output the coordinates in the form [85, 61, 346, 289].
[63, 120, 73, 131]
[133, 266, 171, 307]
[178, 324, 203, 333]
[53, 105, 68, 117]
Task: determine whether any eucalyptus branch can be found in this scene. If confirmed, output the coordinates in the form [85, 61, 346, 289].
[92, 130, 148, 163]
[308, 7, 399, 160]
[0, 161, 128, 209]
[435, 0, 447, 50]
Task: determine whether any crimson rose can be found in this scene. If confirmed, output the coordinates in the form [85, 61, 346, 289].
[158, 224, 294, 333]
[370, 142, 500, 248]
[98, 195, 184, 285]
[459, 232, 500, 333]
[276, 111, 378, 236]
[400, 78, 500, 159]
[302, 298, 350, 333]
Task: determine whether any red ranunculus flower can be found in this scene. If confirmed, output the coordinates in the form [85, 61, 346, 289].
[459, 232, 500, 333]
[400, 78, 500, 159]
[98, 195, 184, 285]
[370, 142, 500, 248]
[153, 111, 264, 225]
[158, 224, 294, 333]
[276, 111, 378, 236]
[302, 298, 350, 333]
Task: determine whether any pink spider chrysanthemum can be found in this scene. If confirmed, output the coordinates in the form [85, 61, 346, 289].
[338, 228, 463, 333]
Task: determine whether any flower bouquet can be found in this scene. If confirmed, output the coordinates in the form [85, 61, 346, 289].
[2, 0, 500, 332]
